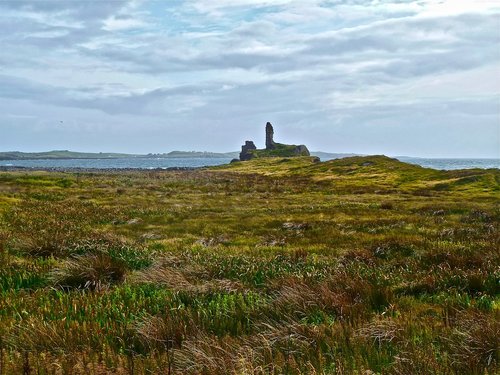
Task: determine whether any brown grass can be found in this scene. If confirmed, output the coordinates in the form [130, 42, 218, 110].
[50, 253, 127, 291]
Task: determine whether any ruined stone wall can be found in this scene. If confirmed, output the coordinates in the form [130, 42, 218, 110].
[239, 141, 256, 161]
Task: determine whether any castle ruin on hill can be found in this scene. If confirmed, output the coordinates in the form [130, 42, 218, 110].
[239, 122, 310, 161]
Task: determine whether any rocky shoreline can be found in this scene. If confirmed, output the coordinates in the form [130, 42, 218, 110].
[0, 166, 205, 173]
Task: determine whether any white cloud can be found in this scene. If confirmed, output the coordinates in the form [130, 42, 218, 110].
[103, 16, 148, 31]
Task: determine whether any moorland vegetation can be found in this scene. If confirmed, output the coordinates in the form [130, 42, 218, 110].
[0, 156, 498, 374]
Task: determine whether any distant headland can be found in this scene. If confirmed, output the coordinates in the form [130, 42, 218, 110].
[0, 150, 239, 160]
[239, 122, 311, 161]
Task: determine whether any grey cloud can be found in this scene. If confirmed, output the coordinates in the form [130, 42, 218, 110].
[0, 75, 55, 100]
[78, 9, 499, 89]
[0, 0, 138, 56]
[0, 1, 123, 20]
[0, 1, 498, 157]
[0, 74, 224, 115]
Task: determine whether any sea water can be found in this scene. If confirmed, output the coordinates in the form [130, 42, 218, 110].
[0, 157, 498, 171]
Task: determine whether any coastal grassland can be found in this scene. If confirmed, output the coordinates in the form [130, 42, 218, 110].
[0, 156, 498, 374]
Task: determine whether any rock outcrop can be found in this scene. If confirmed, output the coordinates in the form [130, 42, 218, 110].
[294, 145, 310, 155]
[238, 122, 310, 161]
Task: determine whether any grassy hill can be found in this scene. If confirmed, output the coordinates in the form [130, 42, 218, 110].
[0, 156, 498, 374]
[221, 155, 499, 196]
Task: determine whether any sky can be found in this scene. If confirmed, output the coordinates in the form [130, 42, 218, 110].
[0, 0, 499, 158]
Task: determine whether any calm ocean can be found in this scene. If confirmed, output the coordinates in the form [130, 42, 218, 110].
[0, 157, 498, 171]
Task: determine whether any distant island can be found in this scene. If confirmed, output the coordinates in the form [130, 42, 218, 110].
[0, 150, 136, 160]
[162, 151, 239, 159]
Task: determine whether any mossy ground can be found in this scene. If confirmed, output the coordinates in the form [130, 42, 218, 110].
[0, 156, 498, 374]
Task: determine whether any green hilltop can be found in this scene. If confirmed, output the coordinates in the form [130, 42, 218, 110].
[250, 143, 311, 158]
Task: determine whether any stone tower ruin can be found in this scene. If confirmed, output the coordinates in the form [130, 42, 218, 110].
[265, 122, 276, 150]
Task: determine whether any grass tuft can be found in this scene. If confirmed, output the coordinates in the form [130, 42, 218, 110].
[50, 253, 127, 291]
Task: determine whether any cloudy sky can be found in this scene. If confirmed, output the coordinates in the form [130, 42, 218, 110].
[0, 0, 498, 157]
